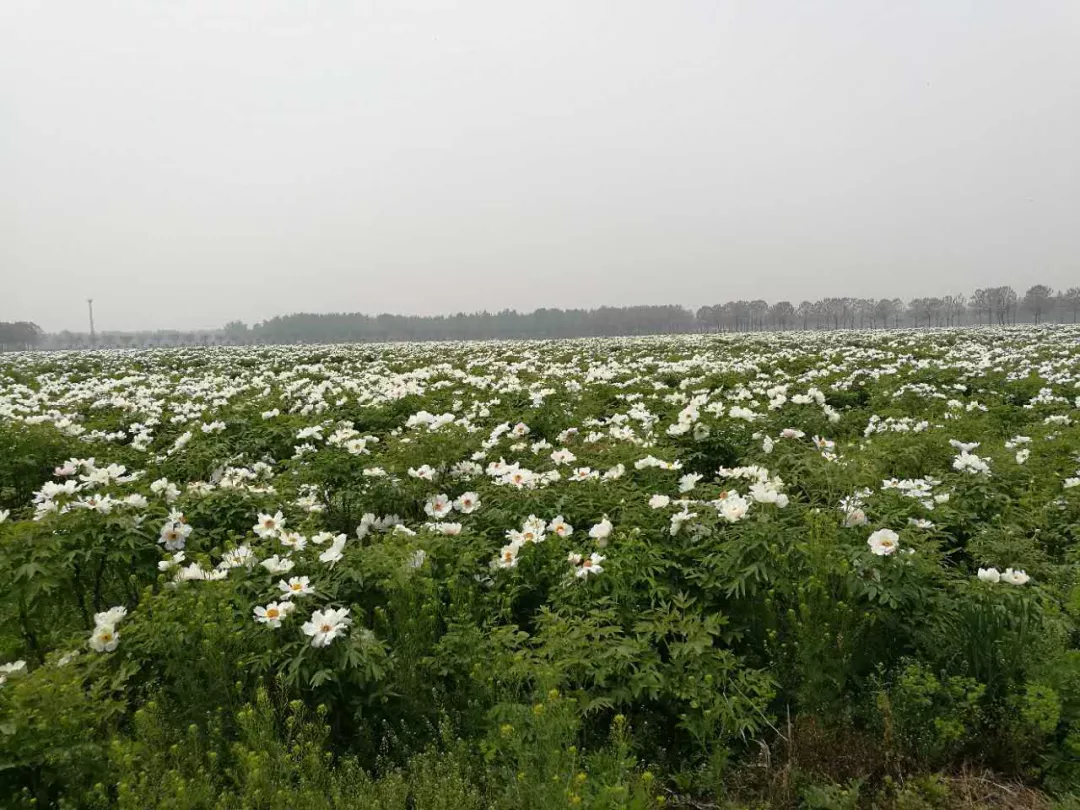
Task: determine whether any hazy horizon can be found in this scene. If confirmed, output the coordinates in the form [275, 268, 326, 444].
[4, 1, 1079, 333]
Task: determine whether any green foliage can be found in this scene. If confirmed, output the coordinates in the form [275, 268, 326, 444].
[0, 652, 127, 807]
[799, 779, 862, 810]
[875, 661, 985, 766]
[0, 422, 83, 511]
[3, 328, 1080, 806]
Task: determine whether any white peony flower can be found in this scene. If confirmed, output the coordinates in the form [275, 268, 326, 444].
[302, 607, 352, 648]
[649, 494, 671, 509]
[717, 494, 750, 523]
[588, 517, 613, 547]
[548, 515, 573, 538]
[260, 555, 295, 574]
[678, 473, 703, 493]
[253, 511, 285, 538]
[94, 606, 128, 627]
[89, 624, 120, 652]
[278, 576, 314, 599]
[319, 534, 347, 566]
[454, 492, 481, 513]
[254, 601, 295, 628]
[1001, 568, 1030, 585]
[573, 552, 605, 578]
[424, 493, 453, 518]
[430, 522, 462, 535]
[867, 528, 900, 556]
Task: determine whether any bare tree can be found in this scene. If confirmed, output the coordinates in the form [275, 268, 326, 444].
[841, 297, 856, 329]
[820, 297, 844, 329]
[770, 301, 795, 330]
[796, 300, 813, 330]
[749, 299, 769, 330]
[941, 294, 966, 326]
[1022, 284, 1054, 324]
[969, 288, 992, 325]
[990, 286, 1018, 325]
[731, 300, 751, 331]
[695, 305, 715, 333]
[874, 298, 897, 328]
[854, 298, 875, 328]
[1061, 288, 1080, 323]
[908, 297, 941, 327]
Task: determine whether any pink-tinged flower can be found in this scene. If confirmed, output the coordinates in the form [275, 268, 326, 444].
[424, 493, 453, 518]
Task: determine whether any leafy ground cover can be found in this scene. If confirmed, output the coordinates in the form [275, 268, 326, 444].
[2, 327, 1080, 808]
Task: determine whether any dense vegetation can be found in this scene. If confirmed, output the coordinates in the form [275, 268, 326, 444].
[2, 327, 1080, 808]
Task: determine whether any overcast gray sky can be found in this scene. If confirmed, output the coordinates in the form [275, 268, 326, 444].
[2, 1, 1078, 332]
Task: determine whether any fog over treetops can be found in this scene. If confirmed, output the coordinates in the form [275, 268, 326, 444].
[3, 1, 1079, 333]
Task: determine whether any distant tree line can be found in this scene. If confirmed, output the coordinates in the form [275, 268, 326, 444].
[0, 322, 44, 351]
[237, 284, 1080, 342]
[16, 284, 1080, 349]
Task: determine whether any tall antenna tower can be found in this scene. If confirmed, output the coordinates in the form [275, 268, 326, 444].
[87, 299, 96, 346]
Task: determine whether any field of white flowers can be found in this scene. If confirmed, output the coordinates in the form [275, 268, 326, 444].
[2, 327, 1080, 808]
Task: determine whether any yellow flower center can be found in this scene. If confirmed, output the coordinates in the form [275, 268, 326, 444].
[266, 609, 279, 619]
